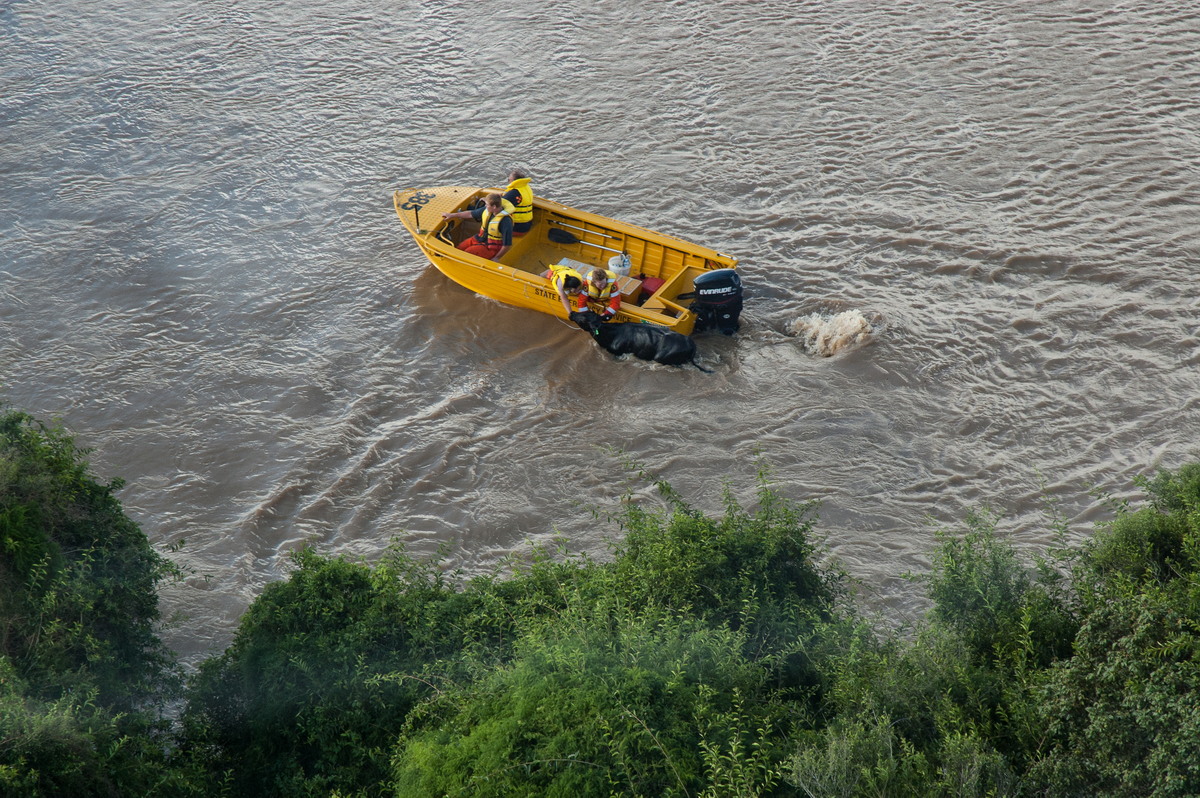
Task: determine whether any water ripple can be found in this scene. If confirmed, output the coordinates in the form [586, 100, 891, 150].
[3, 0, 1200, 663]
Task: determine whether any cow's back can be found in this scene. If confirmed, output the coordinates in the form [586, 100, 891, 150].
[594, 322, 698, 368]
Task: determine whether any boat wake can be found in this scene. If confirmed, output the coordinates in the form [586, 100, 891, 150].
[789, 309, 876, 357]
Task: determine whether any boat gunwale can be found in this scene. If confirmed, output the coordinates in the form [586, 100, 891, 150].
[396, 185, 736, 263]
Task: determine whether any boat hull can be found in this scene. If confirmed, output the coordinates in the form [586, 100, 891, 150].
[393, 185, 737, 335]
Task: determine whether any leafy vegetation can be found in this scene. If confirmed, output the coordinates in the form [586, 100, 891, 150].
[0, 409, 193, 796]
[6, 405, 1200, 796]
[386, 481, 840, 798]
[1026, 465, 1200, 797]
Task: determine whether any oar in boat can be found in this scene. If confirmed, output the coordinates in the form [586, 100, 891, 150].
[547, 227, 624, 254]
[550, 219, 621, 240]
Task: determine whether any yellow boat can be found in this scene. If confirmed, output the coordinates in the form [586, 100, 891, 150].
[393, 185, 741, 335]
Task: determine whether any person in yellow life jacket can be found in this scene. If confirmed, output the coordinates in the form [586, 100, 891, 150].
[581, 267, 622, 319]
[441, 193, 513, 261]
[499, 170, 533, 237]
[543, 263, 584, 315]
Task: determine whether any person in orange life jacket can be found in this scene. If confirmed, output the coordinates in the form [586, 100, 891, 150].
[581, 267, 622, 319]
[441, 193, 512, 261]
[545, 263, 584, 314]
[498, 169, 533, 237]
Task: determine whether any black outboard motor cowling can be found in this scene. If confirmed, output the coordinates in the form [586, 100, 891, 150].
[690, 268, 743, 335]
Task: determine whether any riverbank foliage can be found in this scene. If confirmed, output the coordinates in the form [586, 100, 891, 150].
[4, 407, 1200, 796]
[0, 410, 191, 796]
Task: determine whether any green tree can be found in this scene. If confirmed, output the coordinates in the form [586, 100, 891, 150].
[0, 409, 193, 796]
[1028, 465, 1200, 797]
[790, 506, 1078, 796]
[392, 610, 787, 798]
[0, 409, 179, 706]
[178, 541, 568, 797]
[391, 481, 841, 798]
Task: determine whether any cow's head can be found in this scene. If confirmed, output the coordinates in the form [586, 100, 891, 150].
[569, 309, 606, 336]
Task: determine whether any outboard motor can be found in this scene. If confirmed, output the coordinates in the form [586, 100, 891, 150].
[690, 268, 743, 335]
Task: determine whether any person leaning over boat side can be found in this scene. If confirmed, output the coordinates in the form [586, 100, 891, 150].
[442, 193, 513, 261]
[581, 267, 622, 320]
[499, 169, 534, 237]
[545, 263, 584, 315]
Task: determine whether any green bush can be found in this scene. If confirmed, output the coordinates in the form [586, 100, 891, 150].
[792, 626, 1024, 797]
[926, 509, 1076, 671]
[791, 712, 934, 798]
[180, 477, 842, 797]
[0, 409, 179, 707]
[0, 408, 195, 796]
[392, 610, 788, 798]
[610, 481, 837, 618]
[180, 545, 482, 797]
[790, 505, 1080, 796]
[387, 482, 841, 798]
[1082, 464, 1200, 586]
[0, 656, 210, 798]
[1027, 465, 1200, 797]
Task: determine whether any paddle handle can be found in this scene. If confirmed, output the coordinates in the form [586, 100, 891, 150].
[575, 239, 625, 254]
[548, 226, 626, 254]
[550, 219, 620, 240]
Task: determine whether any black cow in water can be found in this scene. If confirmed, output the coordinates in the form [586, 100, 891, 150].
[570, 310, 712, 372]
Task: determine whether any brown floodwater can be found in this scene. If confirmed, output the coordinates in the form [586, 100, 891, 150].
[3, 0, 1199, 663]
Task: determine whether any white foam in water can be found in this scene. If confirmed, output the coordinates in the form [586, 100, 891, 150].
[790, 310, 874, 357]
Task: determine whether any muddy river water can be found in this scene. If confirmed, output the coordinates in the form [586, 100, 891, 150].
[3, 0, 1199, 662]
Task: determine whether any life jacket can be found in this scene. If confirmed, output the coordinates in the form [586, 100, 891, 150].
[477, 207, 507, 245]
[584, 269, 619, 302]
[503, 177, 533, 224]
[549, 264, 583, 294]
